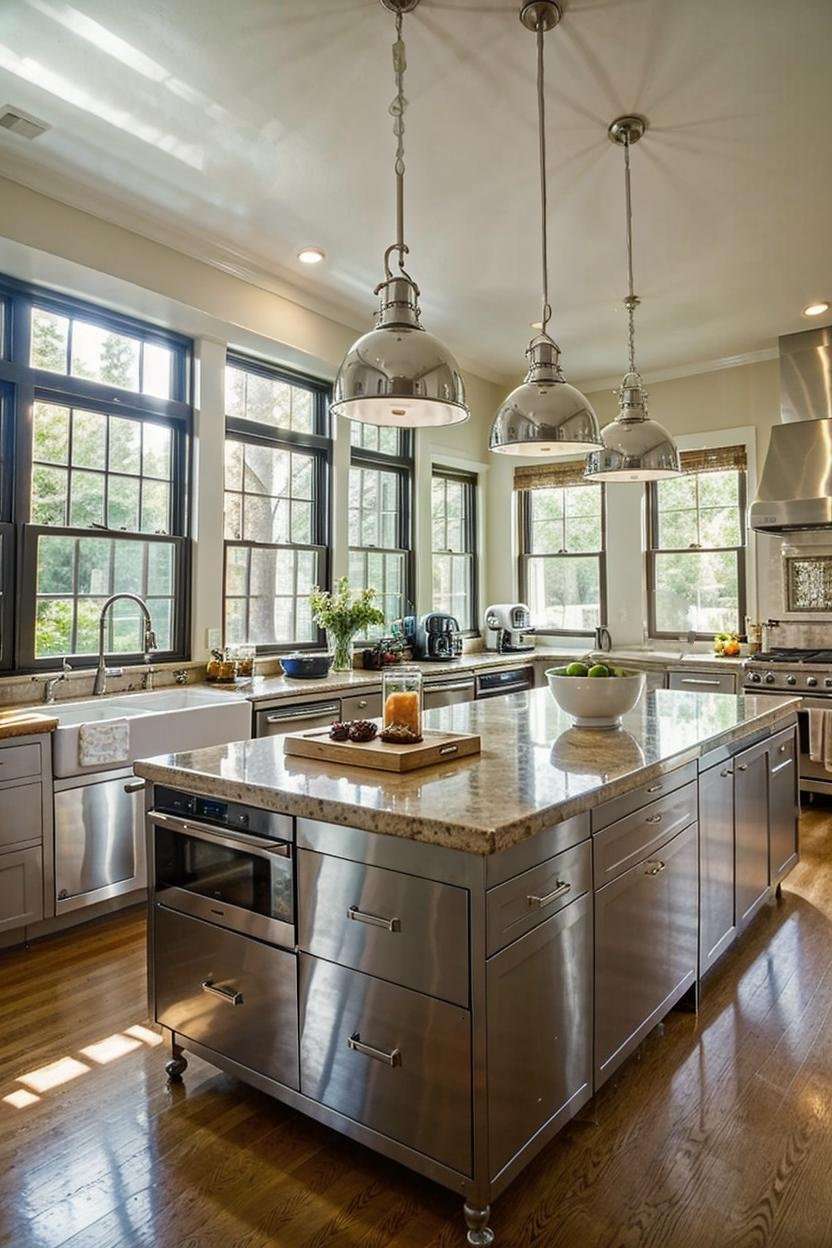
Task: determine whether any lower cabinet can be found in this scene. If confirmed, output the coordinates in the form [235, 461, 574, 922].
[486, 891, 592, 1178]
[769, 727, 799, 883]
[735, 739, 770, 930]
[595, 821, 698, 1086]
[0, 846, 43, 931]
[298, 953, 472, 1175]
[698, 760, 736, 974]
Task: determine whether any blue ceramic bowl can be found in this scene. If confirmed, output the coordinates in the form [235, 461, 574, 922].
[279, 653, 334, 679]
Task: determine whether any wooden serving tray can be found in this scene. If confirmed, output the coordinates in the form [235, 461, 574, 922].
[283, 726, 481, 773]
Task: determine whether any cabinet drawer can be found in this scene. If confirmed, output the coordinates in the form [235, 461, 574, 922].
[593, 781, 697, 888]
[0, 846, 43, 932]
[154, 906, 299, 1090]
[298, 849, 468, 1006]
[0, 782, 43, 850]
[340, 691, 383, 720]
[669, 669, 736, 694]
[0, 742, 42, 783]
[486, 812, 589, 887]
[591, 761, 696, 832]
[487, 839, 590, 956]
[299, 954, 471, 1175]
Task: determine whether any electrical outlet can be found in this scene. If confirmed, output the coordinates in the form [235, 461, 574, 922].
[206, 628, 221, 651]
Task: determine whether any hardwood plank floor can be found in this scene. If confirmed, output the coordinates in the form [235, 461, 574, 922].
[1, 808, 831, 1248]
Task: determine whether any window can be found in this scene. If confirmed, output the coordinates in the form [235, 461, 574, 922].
[517, 462, 606, 636]
[648, 445, 747, 638]
[431, 468, 478, 631]
[0, 278, 193, 669]
[223, 354, 330, 650]
[348, 423, 412, 637]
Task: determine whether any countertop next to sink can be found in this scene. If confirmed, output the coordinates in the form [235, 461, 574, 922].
[134, 688, 798, 856]
[0, 709, 57, 738]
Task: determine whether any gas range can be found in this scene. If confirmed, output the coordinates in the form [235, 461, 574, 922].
[743, 648, 832, 694]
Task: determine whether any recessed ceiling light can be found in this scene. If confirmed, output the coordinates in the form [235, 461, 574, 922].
[297, 246, 325, 265]
[803, 301, 830, 317]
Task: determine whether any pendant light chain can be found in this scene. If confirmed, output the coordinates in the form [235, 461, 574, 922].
[536, 19, 553, 338]
[622, 131, 639, 377]
[388, 8, 409, 276]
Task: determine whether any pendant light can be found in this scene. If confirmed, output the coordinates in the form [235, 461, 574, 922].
[490, 1, 601, 457]
[331, 0, 468, 429]
[584, 116, 680, 482]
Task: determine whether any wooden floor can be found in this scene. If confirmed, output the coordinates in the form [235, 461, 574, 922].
[2, 810, 832, 1248]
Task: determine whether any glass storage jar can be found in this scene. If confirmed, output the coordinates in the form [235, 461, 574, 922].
[381, 666, 423, 744]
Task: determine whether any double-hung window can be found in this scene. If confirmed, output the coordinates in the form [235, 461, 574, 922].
[647, 445, 747, 638]
[431, 467, 478, 631]
[223, 354, 331, 651]
[348, 424, 413, 637]
[2, 280, 192, 669]
[517, 461, 606, 636]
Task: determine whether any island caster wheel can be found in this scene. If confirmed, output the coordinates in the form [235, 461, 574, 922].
[165, 1055, 188, 1081]
[464, 1203, 494, 1246]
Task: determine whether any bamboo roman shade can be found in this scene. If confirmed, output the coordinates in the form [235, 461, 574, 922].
[677, 444, 747, 475]
[513, 460, 591, 491]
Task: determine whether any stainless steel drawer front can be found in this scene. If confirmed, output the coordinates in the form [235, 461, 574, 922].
[592, 760, 697, 831]
[154, 905, 299, 1090]
[298, 953, 472, 1175]
[340, 692, 383, 719]
[668, 670, 736, 694]
[593, 781, 698, 888]
[486, 840, 591, 956]
[298, 849, 469, 1006]
[256, 701, 341, 737]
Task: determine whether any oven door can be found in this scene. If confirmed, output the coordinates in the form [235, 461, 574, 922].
[151, 812, 294, 948]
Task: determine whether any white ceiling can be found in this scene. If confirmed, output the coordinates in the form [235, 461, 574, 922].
[0, 0, 829, 387]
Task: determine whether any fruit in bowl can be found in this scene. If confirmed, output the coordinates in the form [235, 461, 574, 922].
[545, 664, 646, 729]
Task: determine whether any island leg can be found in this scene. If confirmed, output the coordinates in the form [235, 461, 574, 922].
[165, 1033, 188, 1081]
[463, 1202, 495, 1246]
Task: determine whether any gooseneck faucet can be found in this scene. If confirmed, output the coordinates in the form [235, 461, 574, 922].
[93, 594, 157, 696]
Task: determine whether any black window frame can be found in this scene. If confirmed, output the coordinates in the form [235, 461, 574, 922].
[518, 483, 608, 638]
[0, 275, 193, 673]
[348, 426, 414, 638]
[646, 466, 748, 641]
[223, 351, 332, 655]
[431, 465, 479, 634]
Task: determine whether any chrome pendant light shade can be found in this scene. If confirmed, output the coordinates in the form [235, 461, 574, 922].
[331, 0, 468, 429]
[584, 117, 679, 482]
[490, 0, 601, 457]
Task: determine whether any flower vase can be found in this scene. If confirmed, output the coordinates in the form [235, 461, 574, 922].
[328, 630, 356, 672]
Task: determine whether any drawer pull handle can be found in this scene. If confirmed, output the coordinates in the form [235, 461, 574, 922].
[201, 980, 244, 1006]
[680, 678, 721, 687]
[720, 768, 733, 777]
[645, 814, 663, 824]
[439, 744, 459, 756]
[779, 744, 787, 753]
[737, 763, 748, 771]
[123, 779, 145, 793]
[527, 880, 571, 909]
[347, 905, 401, 932]
[771, 759, 793, 776]
[646, 784, 663, 794]
[644, 860, 666, 876]
[348, 1032, 401, 1067]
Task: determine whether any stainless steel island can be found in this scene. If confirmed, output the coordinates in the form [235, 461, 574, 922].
[134, 688, 800, 1246]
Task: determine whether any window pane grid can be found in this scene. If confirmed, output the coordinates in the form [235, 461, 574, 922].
[349, 421, 401, 457]
[520, 485, 605, 635]
[431, 473, 476, 630]
[224, 543, 321, 647]
[224, 439, 315, 546]
[30, 306, 173, 400]
[225, 363, 316, 434]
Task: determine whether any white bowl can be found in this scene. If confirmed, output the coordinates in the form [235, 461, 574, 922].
[545, 667, 646, 728]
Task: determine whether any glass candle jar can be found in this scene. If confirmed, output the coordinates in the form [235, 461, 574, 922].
[381, 666, 423, 744]
[236, 644, 255, 678]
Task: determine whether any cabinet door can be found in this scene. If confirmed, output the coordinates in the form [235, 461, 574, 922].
[595, 821, 698, 1087]
[699, 762, 736, 975]
[769, 728, 798, 884]
[487, 892, 592, 1179]
[0, 846, 43, 931]
[735, 741, 769, 930]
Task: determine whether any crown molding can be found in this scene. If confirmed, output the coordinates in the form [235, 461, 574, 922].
[579, 346, 780, 395]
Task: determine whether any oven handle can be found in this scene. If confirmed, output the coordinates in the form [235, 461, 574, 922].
[150, 810, 292, 859]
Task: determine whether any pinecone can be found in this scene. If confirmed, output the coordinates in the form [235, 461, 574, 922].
[349, 720, 378, 743]
[329, 721, 352, 742]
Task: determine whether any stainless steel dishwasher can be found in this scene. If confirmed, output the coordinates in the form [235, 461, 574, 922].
[423, 674, 476, 709]
[254, 698, 341, 738]
[53, 767, 147, 913]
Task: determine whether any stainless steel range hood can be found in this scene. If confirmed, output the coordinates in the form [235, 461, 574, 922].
[750, 326, 832, 533]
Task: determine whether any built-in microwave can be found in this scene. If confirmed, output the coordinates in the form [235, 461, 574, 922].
[150, 785, 294, 948]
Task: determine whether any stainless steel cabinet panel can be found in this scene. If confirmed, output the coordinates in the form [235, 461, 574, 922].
[340, 691, 383, 720]
[255, 699, 341, 738]
[698, 761, 736, 975]
[154, 905, 299, 1090]
[487, 893, 592, 1178]
[54, 773, 145, 912]
[0, 782, 43, 850]
[591, 761, 696, 832]
[668, 669, 737, 694]
[423, 678, 476, 710]
[595, 821, 698, 1086]
[593, 781, 697, 888]
[486, 811, 589, 888]
[735, 739, 770, 930]
[486, 839, 591, 956]
[299, 953, 471, 1174]
[298, 848, 469, 1006]
[769, 727, 799, 884]
[0, 846, 43, 931]
[0, 742, 42, 783]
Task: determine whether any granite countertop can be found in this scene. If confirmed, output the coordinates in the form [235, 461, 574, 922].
[134, 688, 798, 856]
[0, 709, 58, 738]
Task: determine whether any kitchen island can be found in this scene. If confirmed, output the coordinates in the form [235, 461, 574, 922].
[135, 688, 800, 1246]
